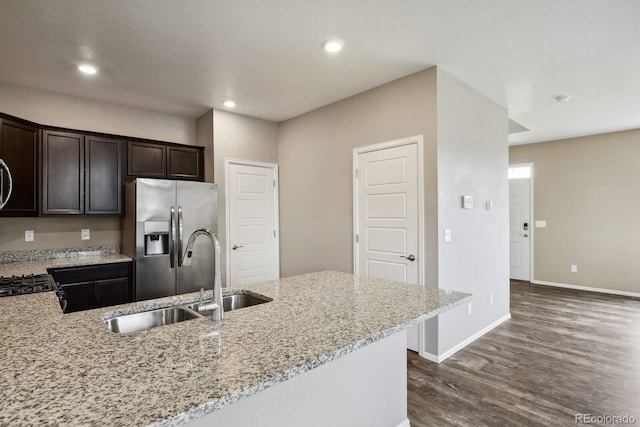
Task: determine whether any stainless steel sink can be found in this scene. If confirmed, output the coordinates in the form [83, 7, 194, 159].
[188, 291, 271, 316]
[105, 306, 202, 334]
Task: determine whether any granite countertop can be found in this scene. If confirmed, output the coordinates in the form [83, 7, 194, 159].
[0, 246, 132, 276]
[0, 270, 471, 426]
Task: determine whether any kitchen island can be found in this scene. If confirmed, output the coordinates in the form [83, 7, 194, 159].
[0, 271, 470, 426]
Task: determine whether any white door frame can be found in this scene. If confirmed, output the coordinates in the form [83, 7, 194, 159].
[225, 158, 280, 286]
[353, 135, 426, 354]
[509, 162, 534, 282]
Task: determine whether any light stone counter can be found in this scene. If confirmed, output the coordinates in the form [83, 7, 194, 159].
[0, 246, 131, 276]
[0, 270, 470, 426]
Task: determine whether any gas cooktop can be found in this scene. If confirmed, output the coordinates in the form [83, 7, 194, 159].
[0, 274, 53, 297]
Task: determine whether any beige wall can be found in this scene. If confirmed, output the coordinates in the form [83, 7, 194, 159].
[433, 69, 510, 354]
[0, 217, 121, 252]
[0, 83, 196, 145]
[0, 83, 199, 252]
[196, 110, 215, 183]
[212, 109, 279, 285]
[510, 129, 640, 294]
[278, 68, 438, 282]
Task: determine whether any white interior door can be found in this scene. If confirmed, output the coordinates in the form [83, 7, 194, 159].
[509, 177, 531, 280]
[228, 162, 279, 286]
[354, 139, 422, 352]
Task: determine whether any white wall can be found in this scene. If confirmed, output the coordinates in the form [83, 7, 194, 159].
[212, 109, 279, 285]
[432, 68, 510, 355]
[0, 82, 196, 145]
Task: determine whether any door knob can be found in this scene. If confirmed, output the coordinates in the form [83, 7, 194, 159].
[519, 234, 529, 238]
[400, 254, 416, 261]
[232, 245, 244, 250]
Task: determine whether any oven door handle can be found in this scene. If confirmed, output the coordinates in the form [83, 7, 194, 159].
[0, 159, 13, 210]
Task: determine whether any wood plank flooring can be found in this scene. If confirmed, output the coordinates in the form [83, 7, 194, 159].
[407, 281, 640, 426]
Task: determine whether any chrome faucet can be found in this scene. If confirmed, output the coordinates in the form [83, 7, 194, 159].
[182, 228, 224, 321]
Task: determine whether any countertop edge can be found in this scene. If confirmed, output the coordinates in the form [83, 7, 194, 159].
[0, 254, 132, 277]
[154, 294, 472, 426]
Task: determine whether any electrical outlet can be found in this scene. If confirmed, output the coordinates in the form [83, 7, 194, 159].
[490, 292, 494, 305]
[570, 264, 578, 273]
[25, 230, 34, 242]
[444, 228, 452, 242]
[467, 303, 472, 316]
[81, 229, 90, 240]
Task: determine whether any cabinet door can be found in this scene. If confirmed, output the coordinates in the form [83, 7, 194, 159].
[0, 119, 39, 216]
[167, 145, 203, 181]
[41, 130, 84, 214]
[127, 141, 166, 177]
[61, 282, 94, 313]
[85, 136, 123, 215]
[94, 277, 131, 308]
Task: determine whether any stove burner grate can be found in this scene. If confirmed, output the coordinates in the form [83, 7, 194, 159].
[0, 274, 53, 297]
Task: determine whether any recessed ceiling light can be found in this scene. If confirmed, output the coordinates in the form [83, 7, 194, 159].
[223, 100, 236, 108]
[555, 95, 571, 103]
[322, 39, 345, 53]
[78, 64, 98, 75]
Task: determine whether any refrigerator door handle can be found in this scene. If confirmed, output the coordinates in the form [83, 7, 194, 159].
[170, 206, 176, 268]
[177, 206, 184, 267]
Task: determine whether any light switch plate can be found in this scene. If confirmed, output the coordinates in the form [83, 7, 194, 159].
[462, 195, 473, 209]
[535, 220, 547, 228]
[81, 229, 90, 240]
[25, 230, 34, 242]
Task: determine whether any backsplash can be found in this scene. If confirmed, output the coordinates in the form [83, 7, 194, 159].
[0, 245, 120, 263]
[0, 217, 121, 252]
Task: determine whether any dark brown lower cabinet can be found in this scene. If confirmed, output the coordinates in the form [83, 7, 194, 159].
[61, 281, 94, 313]
[93, 277, 130, 308]
[49, 262, 132, 313]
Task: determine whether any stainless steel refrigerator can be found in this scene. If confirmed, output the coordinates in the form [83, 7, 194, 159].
[122, 178, 218, 301]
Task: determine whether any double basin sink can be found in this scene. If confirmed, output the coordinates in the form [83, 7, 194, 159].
[104, 291, 271, 334]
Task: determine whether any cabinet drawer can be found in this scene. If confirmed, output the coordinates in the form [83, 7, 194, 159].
[51, 262, 130, 284]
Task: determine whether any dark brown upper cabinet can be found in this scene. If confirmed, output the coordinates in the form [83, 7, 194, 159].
[41, 131, 123, 215]
[127, 141, 166, 178]
[41, 130, 84, 215]
[85, 136, 123, 215]
[167, 145, 203, 180]
[128, 141, 203, 181]
[0, 118, 39, 216]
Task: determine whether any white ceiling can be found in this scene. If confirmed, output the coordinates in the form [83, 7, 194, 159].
[1, 0, 639, 145]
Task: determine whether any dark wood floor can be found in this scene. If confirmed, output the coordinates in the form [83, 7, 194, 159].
[407, 281, 640, 426]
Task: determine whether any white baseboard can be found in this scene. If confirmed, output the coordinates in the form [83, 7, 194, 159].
[395, 418, 411, 427]
[419, 313, 511, 364]
[531, 280, 640, 298]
